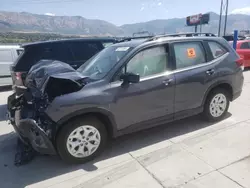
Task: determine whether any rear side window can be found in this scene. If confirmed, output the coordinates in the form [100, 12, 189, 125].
[208, 42, 227, 59]
[37, 43, 73, 63]
[240, 42, 250, 49]
[68, 41, 102, 62]
[173, 42, 206, 69]
[0, 50, 12, 62]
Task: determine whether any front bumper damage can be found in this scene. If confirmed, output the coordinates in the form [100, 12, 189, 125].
[7, 60, 87, 158]
[7, 93, 56, 155]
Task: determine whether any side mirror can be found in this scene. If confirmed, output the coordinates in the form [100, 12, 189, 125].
[120, 72, 140, 85]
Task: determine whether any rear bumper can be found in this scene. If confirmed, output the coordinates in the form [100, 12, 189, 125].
[7, 94, 56, 155]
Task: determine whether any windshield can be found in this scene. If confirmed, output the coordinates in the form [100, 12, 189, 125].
[77, 46, 133, 80]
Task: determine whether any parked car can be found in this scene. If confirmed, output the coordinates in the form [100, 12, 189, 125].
[0, 45, 23, 86]
[7, 34, 244, 164]
[10, 37, 118, 95]
[229, 40, 250, 69]
[223, 35, 246, 41]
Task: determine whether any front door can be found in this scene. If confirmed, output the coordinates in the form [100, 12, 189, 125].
[109, 45, 175, 131]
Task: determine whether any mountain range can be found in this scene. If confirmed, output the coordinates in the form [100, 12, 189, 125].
[0, 11, 250, 36]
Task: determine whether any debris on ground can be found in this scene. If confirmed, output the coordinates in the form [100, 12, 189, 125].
[14, 139, 37, 167]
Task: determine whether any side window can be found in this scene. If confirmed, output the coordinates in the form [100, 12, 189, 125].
[69, 42, 102, 62]
[240, 42, 250, 49]
[126, 46, 168, 78]
[173, 42, 206, 69]
[38, 43, 74, 63]
[208, 41, 227, 59]
[0, 50, 12, 62]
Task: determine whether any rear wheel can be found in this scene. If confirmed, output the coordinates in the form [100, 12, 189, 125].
[202, 88, 230, 122]
[56, 117, 107, 164]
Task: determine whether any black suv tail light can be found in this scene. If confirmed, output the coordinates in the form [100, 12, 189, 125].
[15, 72, 23, 80]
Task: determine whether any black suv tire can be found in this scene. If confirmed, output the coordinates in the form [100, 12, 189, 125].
[56, 117, 108, 164]
[202, 88, 230, 122]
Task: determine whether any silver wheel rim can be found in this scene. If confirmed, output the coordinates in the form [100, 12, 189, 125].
[209, 93, 227, 118]
[66, 125, 101, 158]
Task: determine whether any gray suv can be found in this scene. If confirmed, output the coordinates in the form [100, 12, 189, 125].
[7, 35, 244, 164]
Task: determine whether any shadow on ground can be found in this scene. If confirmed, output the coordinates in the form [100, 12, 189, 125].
[0, 113, 231, 188]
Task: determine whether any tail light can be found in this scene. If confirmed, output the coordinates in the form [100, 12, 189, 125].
[236, 56, 244, 70]
[15, 72, 22, 80]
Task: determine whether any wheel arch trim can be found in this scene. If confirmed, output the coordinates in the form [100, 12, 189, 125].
[56, 107, 117, 137]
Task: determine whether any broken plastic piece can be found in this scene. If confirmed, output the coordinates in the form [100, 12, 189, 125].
[14, 139, 37, 167]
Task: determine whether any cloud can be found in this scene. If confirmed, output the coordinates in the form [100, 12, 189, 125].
[231, 7, 250, 15]
[158, 2, 162, 6]
[140, 7, 145, 11]
[45, 13, 56, 16]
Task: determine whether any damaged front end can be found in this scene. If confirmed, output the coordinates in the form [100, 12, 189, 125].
[7, 60, 89, 155]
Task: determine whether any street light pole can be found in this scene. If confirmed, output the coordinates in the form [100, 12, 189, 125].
[218, 0, 223, 36]
[223, 0, 229, 36]
[218, 0, 229, 37]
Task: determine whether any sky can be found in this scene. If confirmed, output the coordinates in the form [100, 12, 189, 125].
[1, 0, 250, 26]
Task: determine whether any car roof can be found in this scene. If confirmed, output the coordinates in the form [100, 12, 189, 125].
[150, 36, 222, 42]
[0, 45, 22, 49]
[110, 36, 226, 49]
[21, 37, 117, 48]
[111, 39, 147, 48]
[234, 40, 250, 44]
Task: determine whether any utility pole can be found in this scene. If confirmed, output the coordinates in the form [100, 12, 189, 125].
[218, 0, 229, 36]
[224, 0, 229, 36]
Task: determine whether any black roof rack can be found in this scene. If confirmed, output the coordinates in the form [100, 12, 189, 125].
[146, 32, 216, 41]
[116, 36, 154, 43]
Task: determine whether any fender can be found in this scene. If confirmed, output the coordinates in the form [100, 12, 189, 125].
[202, 80, 233, 105]
[56, 107, 118, 136]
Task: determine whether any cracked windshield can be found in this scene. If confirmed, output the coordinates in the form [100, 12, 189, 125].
[0, 0, 250, 188]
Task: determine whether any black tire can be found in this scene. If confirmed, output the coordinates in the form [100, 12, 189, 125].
[202, 88, 230, 122]
[56, 116, 108, 164]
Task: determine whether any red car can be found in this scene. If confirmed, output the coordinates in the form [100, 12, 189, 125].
[230, 40, 250, 68]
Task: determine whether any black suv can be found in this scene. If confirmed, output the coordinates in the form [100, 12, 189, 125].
[7, 34, 244, 164]
[10, 37, 118, 93]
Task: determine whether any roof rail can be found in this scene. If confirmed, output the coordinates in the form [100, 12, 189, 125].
[146, 32, 216, 41]
[116, 36, 154, 43]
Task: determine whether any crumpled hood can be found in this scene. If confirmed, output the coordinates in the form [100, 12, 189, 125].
[25, 60, 89, 100]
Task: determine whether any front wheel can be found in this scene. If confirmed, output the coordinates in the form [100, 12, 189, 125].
[202, 88, 230, 122]
[56, 117, 107, 164]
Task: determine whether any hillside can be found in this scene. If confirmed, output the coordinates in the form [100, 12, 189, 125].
[0, 11, 250, 36]
[0, 11, 124, 36]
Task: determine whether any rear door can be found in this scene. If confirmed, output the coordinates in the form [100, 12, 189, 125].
[171, 41, 218, 119]
[237, 42, 250, 67]
[67, 41, 104, 69]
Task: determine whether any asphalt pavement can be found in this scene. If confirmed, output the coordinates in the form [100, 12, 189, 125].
[0, 72, 249, 188]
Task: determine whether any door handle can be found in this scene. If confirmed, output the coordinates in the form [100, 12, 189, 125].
[163, 79, 173, 86]
[206, 69, 215, 75]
